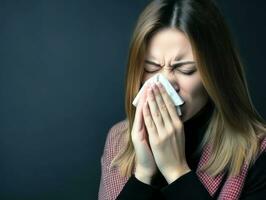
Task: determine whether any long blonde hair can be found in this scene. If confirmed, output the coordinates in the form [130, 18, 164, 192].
[111, 0, 266, 178]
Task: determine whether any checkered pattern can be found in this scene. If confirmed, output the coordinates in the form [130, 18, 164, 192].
[98, 120, 266, 200]
[98, 120, 129, 200]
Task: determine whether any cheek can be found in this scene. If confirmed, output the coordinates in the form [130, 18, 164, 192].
[180, 79, 208, 117]
[189, 81, 204, 97]
[180, 76, 206, 102]
[142, 72, 154, 84]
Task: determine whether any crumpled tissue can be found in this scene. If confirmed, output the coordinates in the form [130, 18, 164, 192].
[132, 73, 184, 116]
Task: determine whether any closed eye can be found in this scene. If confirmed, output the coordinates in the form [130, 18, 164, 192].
[144, 68, 196, 75]
[144, 62, 197, 75]
[144, 60, 161, 67]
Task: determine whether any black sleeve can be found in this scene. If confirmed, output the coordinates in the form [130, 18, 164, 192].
[116, 152, 266, 200]
[116, 172, 213, 200]
[116, 175, 162, 200]
[160, 171, 213, 200]
[239, 152, 266, 200]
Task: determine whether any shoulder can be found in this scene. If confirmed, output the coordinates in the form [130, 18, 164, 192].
[99, 120, 131, 199]
[105, 119, 129, 146]
[101, 119, 129, 162]
[108, 119, 128, 137]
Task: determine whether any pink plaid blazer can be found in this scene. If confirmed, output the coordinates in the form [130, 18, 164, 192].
[98, 119, 266, 200]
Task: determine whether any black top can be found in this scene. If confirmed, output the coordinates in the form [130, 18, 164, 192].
[116, 100, 266, 200]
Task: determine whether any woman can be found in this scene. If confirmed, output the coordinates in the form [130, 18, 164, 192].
[99, 0, 266, 199]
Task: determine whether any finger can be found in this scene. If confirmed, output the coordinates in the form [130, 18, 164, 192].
[134, 83, 150, 132]
[147, 85, 164, 134]
[152, 83, 173, 132]
[156, 82, 182, 126]
[143, 100, 158, 144]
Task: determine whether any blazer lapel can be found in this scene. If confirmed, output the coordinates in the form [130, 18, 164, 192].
[196, 137, 266, 200]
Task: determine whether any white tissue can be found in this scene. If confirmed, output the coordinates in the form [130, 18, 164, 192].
[132, 74, 184, 116]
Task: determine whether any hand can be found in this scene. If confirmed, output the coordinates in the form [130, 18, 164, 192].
[131, 83, 157, 184]
[143, 81, 191, 184]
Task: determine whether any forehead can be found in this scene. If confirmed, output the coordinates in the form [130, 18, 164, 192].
[146, 28, 193, 58]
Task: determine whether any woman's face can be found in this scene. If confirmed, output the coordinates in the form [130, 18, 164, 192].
[141, 28, 209, 122]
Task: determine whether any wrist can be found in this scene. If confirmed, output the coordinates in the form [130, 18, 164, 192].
[164, 166, 191, 184]
[134, 171, 153, 185]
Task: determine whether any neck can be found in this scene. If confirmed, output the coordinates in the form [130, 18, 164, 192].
[183, 99, 215, 170]
[183, 99, 214, 131]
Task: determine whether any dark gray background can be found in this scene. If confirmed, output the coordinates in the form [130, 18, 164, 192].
[0, 0, 265, 199]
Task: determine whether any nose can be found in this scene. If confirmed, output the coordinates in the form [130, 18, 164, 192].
[160, 68, 180, 92]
